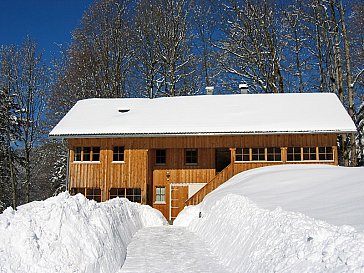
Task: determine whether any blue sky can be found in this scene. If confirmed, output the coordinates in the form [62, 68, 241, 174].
[0, 0, 94, 62]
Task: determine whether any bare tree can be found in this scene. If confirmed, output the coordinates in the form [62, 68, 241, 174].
[12, 38, 47, 203]
[217, 0, 285, 93]
[0, 45, 21, 209]
[52, 0, 134, 102]
[135, 0, 197, 97]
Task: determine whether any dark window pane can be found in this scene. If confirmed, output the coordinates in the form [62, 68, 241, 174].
[235, 148, 242, 161]
[110, 188, 117, 196]
[126, 188, 134, 195]
[93, 147, 100, 161]
[74, 147, 82, 161]
[95, 196, 102, 202]
[185, 149, 198, 164]
[86, 188, 94, 196]
[303, 147, 316, 160]
[113, 146, 124, 161]
[71, 187, 85, 195]
[83, 147, 91, 161]
[252, 148, 265, 161]
[267, 147, 281, 161]
[287, 147, 301, 161]
[156, 149, 166, 164]
[319, 147, 333, 160]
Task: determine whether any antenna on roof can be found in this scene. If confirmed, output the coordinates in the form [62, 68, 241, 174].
[239, 83, 249, 94]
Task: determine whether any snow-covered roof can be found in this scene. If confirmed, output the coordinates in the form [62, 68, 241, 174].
[49, 93, 356, 138]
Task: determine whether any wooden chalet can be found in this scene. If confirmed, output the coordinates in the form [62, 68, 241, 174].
[49, 93, 356, 221]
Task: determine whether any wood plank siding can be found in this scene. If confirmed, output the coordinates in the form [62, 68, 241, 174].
[67, 134, 338, 220]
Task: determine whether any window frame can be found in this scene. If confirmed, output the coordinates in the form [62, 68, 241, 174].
[235, 148, 250, 162]
[251, 148, 266, 161]
[113, 146, 125, 162]
[303, 147, 317, 161]
[73, 147, 100, 163]
[70, 187, 101, 202]
[318, 146, 334, 161]
[287, 147, 302, 162]
[155, 186, 166, 204]
[267, 147, 282, 162]
[74, 147, 82, 162]
[109, 187, 141, 203]
[185, 148, 198, 165]
[156, 149, 167, 165]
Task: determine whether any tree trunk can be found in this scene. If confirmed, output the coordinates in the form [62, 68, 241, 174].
[339, 0, 357, 166]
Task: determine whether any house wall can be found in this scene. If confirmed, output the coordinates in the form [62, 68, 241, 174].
[67, 134, 338, 220]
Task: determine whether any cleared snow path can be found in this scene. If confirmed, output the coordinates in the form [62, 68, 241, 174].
[118, 226, 230, 273]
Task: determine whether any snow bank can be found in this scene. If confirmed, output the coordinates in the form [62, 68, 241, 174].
[0, 192, 167, 273]
[175, 165, 364, 272]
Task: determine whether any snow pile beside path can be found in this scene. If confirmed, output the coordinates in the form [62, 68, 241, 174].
[175, 165, 364, 272]
[0, 192, 167, 273]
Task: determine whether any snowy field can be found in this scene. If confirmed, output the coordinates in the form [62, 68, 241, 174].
[175, 164, 364, 272]
[0, 193, 167, 273]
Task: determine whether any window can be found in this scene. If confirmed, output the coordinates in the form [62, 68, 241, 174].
[113, 146, 125, 162]
[71, 187, 85, 195]
[156, 149, 166, 165]
[235, 148, 250, 161]
[185, 149, 198, 165]
[71, 187, 101, 202]
[109, 188, 127, 199]
[252, 148, 265, 161]
[126, 188, 141, 203]
[86, 188, 102, 202]
[287, 147, 301, 161]
[73, 147, 100, 162]
[109, 188, 141, 203]
[267, 147, 281, 161]
[319, 147, 333, 161]
[93, 147, 100, 161]
[83, 147, 91, 161]
[74, 147, 82, 161]
[155, 186, 166, 203]
[303, 147, 317, 161]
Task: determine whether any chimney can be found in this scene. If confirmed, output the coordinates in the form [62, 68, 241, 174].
[239, 83, 248, 94]
[205, 86, 214, 95]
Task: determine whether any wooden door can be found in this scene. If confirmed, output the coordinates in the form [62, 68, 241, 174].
[215, 148, 231, 173]
[170, 185, 189, 221]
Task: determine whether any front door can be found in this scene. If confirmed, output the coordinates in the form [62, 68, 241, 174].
[215, 148, 231, 173]
[170, 185, 189, 221]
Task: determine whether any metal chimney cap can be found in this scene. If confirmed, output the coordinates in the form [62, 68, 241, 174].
[239, 83, 248, 89]
[205, 86, 214, 95]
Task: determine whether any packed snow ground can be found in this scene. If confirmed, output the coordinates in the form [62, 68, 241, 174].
[175, 164, 364, 272]
[118, 226, 229, 273]
[0, 192, 167, 273]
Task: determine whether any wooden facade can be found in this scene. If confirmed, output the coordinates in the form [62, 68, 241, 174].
[67, 134, 338, 221]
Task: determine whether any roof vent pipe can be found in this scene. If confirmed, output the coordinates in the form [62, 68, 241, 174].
[205, 86, 214, 95]
[239, 83, 248, 94]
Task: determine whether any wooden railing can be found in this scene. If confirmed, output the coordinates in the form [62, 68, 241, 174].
[185, 163, 235, 206]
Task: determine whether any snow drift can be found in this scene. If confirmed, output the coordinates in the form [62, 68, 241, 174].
[0, 192, 167, 273]
[175, 164, 364, 272]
